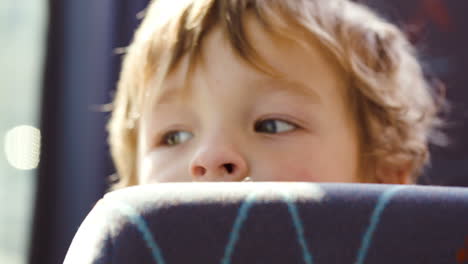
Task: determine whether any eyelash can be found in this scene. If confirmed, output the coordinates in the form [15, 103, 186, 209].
[254, 118, 298, 134]
[159, 130, 193, 147]
[157, 118, 299, 147]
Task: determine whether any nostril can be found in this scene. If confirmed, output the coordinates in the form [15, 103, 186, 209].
[223, 163, 234, 173]
[193, 166, 207, 176]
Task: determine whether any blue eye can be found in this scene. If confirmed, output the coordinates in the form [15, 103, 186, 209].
[254, 119, 297, 134]
[162, 131, 193, 146]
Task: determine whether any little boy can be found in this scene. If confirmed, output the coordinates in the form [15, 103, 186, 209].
[108, 0, 441, 188]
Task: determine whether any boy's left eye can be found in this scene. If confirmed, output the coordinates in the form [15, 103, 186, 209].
[254, 119, 297, 134]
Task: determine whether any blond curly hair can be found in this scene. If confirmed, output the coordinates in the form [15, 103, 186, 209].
[108, 0, 442, 188]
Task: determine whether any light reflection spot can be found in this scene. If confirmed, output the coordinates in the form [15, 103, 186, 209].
[4, 125, 41, 170]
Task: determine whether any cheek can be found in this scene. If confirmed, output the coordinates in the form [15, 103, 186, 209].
[277, 165, 319, 182]
[139, 155, 163, 184]
[265, 158, 356, 182]
[255, 141, 358, 182]
[139, 152, 191, 183]
[256, 152, 322, 182]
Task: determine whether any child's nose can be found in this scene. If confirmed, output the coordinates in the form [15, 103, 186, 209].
[189, 145, 249, 182]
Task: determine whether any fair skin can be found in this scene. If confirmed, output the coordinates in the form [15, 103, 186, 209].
[137, 16, 362, 184]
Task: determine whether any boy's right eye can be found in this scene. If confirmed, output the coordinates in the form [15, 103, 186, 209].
[160, 131, 193, 146]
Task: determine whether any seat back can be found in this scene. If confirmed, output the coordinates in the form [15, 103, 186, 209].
[64, 183, 468, 263]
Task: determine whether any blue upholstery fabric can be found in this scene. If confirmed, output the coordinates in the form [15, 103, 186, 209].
[64, 183, 468, 263]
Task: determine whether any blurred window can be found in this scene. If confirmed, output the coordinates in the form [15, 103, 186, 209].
[0, 0, 47, 263]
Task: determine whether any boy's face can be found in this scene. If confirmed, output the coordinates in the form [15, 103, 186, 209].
[137, 16, 361, 184]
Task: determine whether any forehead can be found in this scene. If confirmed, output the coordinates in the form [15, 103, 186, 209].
[145, 12, 347, 110]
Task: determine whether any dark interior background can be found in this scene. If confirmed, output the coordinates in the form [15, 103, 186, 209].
[29, 1, 468, 263]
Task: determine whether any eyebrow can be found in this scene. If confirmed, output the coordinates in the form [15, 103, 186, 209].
[251, 78, 322, 104]
[151, 77, 321, 108]
[152, 84, 191, 107]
